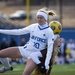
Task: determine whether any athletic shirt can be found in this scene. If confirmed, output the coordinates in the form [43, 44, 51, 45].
[0, 23, 54, 69]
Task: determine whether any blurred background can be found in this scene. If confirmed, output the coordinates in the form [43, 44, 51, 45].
[0, 0, 75, 65]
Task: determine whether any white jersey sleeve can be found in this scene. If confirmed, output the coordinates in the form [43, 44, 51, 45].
[45, 34, 60, 69]
[45, 29, 54, 70]
[0, 25, 33, 35]
[54, 34, 60, 40]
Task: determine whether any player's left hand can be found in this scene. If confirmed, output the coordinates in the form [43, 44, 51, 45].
[46, 69, 49, 75]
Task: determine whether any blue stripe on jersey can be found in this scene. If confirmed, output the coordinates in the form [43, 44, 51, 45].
[38, 26, 49, 30]
[24, 46, 27, 49]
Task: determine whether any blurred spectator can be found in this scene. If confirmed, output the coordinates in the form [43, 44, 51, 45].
[9, 38, 17, 47]
[0, 37, 13, 73]
[66, 39, 75, 63]
[55, 38, 67, 64]
[56, 55, 65, 65]
[0, 37, 8, 49]
[18, 58, 26, 64]
[20, 37, 26, 46]
[19, 38, 26, 64]
[60, 38, 67, 64]
[9, 38, 17, 64]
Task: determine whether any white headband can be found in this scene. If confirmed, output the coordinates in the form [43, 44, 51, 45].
[37, 11, 48, 20]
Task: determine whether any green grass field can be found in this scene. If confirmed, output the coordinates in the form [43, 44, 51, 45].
[0, 63, 75, 75]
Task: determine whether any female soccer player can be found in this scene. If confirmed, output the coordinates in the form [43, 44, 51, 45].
[25, 9, 62, 75]
[0, 8, 55, 75]
[32, 35, 61, 75]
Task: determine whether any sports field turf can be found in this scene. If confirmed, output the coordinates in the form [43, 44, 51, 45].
[0, 63, 75, 75]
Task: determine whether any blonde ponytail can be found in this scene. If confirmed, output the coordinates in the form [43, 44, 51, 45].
[48, 10, 56, 16]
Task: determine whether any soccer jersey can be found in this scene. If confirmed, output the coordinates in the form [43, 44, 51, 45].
[0, 23, 54, 69]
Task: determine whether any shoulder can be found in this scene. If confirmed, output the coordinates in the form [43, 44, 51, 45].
[28, 23, 38, 28]
[45, 25, 54, 38]
[25, 23, 38, 28]
[46, 26, 54, 34]
[30, 23, 38, 26]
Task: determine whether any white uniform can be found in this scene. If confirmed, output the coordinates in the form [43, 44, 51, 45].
[29, 34, 59, 68]
[0, 23, 54, 69]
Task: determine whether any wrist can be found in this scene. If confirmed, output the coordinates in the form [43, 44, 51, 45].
[45, 65, 49, 70]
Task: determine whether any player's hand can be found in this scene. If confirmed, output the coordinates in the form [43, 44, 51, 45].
[45, 64, 49, 74]
[46, 69, 49, 75]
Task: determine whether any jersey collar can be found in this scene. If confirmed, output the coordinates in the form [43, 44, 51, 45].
[38, 23, 49, 30]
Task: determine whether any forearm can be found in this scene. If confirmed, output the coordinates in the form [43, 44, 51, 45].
[0, 29, 19, 35]
[45, 44, 53, 70]
[0, 28, 29, 35]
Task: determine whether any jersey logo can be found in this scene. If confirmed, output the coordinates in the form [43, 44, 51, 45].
[33, 42, 40, 49]
[31, 35, 47, 43]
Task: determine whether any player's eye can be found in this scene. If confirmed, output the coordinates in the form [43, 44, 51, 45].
[37, 16, 43, 19]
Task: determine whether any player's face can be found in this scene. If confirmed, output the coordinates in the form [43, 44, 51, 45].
[37, 15, 46, 25]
